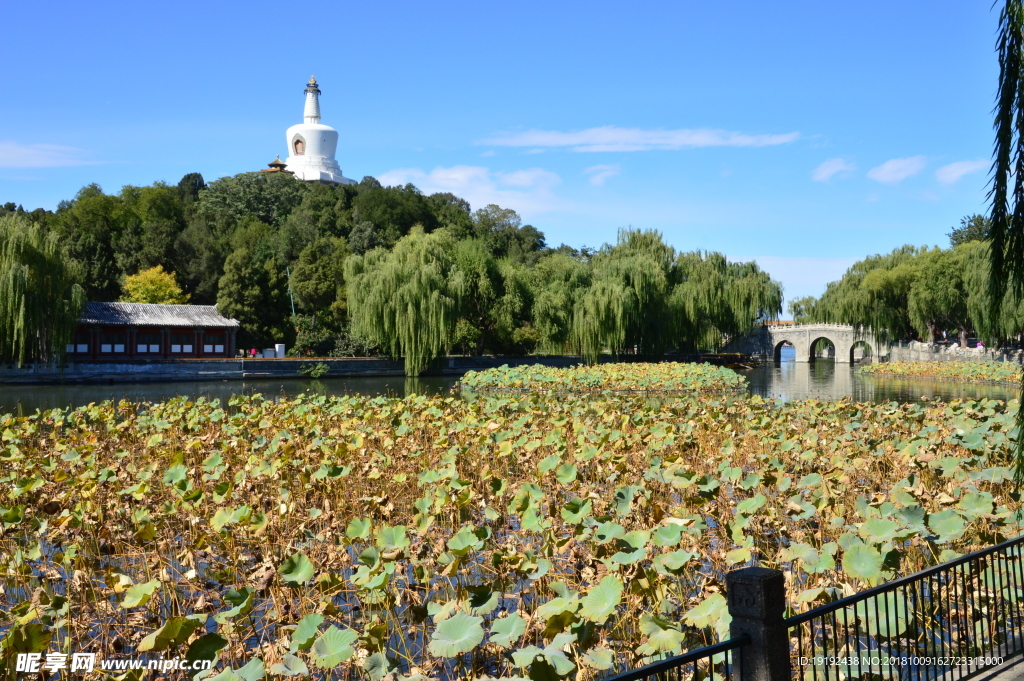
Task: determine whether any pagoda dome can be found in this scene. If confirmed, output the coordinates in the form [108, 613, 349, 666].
[283, 77, 355, 185]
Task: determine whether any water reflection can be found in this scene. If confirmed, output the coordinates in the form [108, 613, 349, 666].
[741, 346, 1019, 403]
[2, 353, 1019, 415]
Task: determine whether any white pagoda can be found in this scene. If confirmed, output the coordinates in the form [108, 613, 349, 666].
[282, 77, 355, 185]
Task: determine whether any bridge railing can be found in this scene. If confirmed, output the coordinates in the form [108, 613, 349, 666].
[764, 323, 859, 331]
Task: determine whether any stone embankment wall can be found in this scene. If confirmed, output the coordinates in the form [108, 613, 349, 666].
[0, 356, 584, 385]
[885, 341, 1024, 364]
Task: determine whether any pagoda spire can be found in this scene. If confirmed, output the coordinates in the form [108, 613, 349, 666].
[303, 76, 321, 124]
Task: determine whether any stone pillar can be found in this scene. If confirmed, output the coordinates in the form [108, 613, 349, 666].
[727, 567, 790, 681]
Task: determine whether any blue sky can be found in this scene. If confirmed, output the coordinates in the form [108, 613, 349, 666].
[1, 2, 998, 304]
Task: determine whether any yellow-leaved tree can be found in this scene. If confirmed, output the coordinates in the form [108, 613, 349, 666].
[121, 265, 190, 305]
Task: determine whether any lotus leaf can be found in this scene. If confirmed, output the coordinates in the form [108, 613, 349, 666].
[928, 510, 967, 543]
[489, 613, 527, 647]
[121, 579, 160, 609]
[279, 552, 315, 586]
[578, 575, 623, 623]
[842, 545, 885, 583]
[270, 654, 309, 677]
[638, 613, 686, 653]
[311, 626, 358, 668]
[428, 612, 485, 657]
[289, 613, 324, 652]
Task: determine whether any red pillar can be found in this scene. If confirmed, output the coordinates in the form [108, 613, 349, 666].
[196, 329, 203, 358]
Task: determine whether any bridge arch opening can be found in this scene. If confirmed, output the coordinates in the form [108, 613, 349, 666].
[773, 340, 795, 362]
[809, 336, 836, 362]
[850, 340, 872, 363]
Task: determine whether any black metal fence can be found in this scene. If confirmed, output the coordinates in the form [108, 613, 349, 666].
[788, 534, 1024, 681]
[608, 535, 1024, 681]
[601, 637, 749, 681]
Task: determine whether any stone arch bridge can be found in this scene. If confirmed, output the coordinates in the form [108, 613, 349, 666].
[724, 324, 877, 363]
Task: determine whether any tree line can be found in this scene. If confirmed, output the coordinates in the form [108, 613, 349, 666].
[788, 215, 1024, 347]
[1, 171, 782, 374]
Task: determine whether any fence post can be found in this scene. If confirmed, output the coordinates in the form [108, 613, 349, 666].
[727, 567, 790, 681]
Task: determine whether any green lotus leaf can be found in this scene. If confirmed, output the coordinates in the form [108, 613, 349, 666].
[448, 526, 483, 556]
[653, 549, 694, 575]
[579, 575, 623, 623]
[279, 552, 315, 586]
[362, 652, 395, 681]
[375, 525, 410, 551]
[207, 670, 243, 681]
[346, 517, 371, 540]
[139, 616, 203, 652]
[555, 462, 578, 484]
[652, 523, 684, 546]
[582, 647, 615, 670]
[214, 587, 254, 623]
[928, 510, 966, 543]
[725, 546, 752, 565]
[121, 579, 160, 609]
[842, 544, 884, 582]
[613, 485, 643, 516]
[958, 491, 994, 518]
[858, 517, 902, 544]
[289, 613, 324, 652]
[186, 633, 228, 673]
[539, 454, 561, 473]
[593, 522, 625, 544]
[234, 659, 265, 681]
[163, 463, 187, 485]
[683, 594, 730, 639]
[560, 497, 592, 524]
[489, 613, 527, 647]
[270, 654, 309, 677]
[428, 611, 485, 657]
[639, 612, 686, 653]
[896, 505, 927, 529]
[736, 493, 767, 515]
[311, 626, 358, 668]
[467, 585, 499, 615]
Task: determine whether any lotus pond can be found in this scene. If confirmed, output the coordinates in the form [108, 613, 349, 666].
[859, 360, 1023, 384]
[458, 363, 746, 394]
[0, 389, 1019, 680]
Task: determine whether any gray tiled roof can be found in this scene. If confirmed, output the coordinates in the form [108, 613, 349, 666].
[80, 302, 240, 328]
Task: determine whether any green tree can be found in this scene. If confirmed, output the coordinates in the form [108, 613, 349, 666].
[197, 172, 309, 227]
[948, 214, 991, 246]
[787, 296, 817, 323]
[217, 244, 293, 349]
[814, 246, 923, 341]
[907, 248, 972, 345]
[291, 237, 348, 318]
[0, 215, 85, 365]
[529, 252, 591, 354]
[345, 227, 462, 376]
[120, 265, 190, 305]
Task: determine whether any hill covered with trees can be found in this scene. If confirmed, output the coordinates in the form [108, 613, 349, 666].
[2, 171, 782, 374]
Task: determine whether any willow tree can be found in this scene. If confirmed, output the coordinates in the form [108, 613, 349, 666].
[0, 215, 85, 366]
[571, 229, 675, 362]
[529, 253, 590, 354]
[672, 253, 783, 351]
[345, 227, 463, 376]
[813, 246, 923, 342]
[990, 0, 1024, 485]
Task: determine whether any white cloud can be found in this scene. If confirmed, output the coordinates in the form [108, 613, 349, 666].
[480, 126, 800, 152]
[0, 141, 97, 168]
[377, 165, 563, 214]
[736, 256, 860, 301]
[583, 164, 621, 185]
[935, 159, 987, 185]
[812, 158, 856, 182]
[867, 156, 927, 184]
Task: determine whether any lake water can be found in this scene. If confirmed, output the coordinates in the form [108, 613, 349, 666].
[0, 348, 1018, 414]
